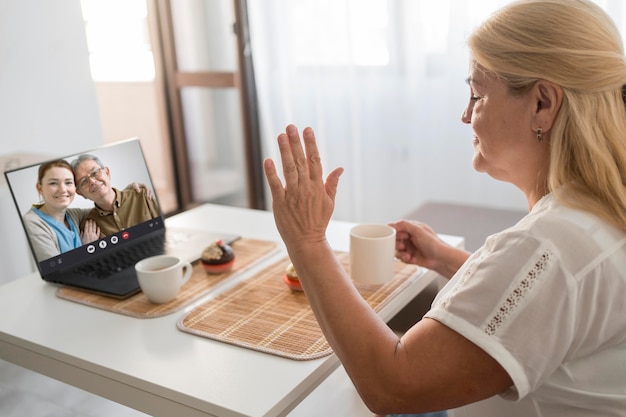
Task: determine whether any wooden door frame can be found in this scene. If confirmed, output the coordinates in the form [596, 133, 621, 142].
[152, 0, 265, 212]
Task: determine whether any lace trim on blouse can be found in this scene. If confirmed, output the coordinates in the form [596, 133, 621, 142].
[484, 249, 554, 336]
[438, 237, 555, 337]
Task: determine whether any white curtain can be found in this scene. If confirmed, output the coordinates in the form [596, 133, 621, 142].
[248, 0, 626, 223]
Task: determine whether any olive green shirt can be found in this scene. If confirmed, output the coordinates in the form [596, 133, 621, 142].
[82, 187, 160, 237]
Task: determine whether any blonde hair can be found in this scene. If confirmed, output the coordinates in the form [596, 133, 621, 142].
[470, 0, 626, 231]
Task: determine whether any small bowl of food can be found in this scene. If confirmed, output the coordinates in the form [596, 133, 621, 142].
[201, 240, 235, 274]
[283, 262, 303, 292]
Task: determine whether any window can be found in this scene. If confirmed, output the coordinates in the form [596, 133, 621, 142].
[80, 0, 155, 82]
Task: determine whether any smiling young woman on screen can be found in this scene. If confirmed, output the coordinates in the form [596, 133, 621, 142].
[23, 160, 99, 261]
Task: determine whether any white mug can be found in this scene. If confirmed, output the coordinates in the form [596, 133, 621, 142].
[135, 255, 192, 304]
[349, 224, 396, 285]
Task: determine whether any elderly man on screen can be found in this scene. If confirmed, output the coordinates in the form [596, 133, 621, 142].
[71, 154, 159, 238]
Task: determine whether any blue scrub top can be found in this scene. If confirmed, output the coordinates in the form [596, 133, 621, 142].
[32, 208, 82, 253]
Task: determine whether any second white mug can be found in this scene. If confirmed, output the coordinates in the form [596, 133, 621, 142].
[349, 224, 396, 285]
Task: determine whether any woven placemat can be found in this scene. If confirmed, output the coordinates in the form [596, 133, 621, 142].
[56, 238, 278, 318]
[178, 253, 421, 360]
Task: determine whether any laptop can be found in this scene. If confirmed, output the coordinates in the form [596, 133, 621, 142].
[3, 138, 239, 298]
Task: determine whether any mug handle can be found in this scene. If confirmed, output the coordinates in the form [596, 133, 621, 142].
[180, 262, 193, 286]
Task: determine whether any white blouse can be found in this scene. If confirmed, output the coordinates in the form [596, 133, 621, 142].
[426, 194, 626, 417]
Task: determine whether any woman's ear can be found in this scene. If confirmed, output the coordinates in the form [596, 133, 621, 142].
[533, 79, 563, 132]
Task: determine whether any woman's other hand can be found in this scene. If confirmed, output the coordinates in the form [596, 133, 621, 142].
[389, 219, 470, 279]
[126, 182, 154, 200]
[80, 219, 101, 244]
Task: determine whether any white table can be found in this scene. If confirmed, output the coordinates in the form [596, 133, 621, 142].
[0, 204, 463, 417]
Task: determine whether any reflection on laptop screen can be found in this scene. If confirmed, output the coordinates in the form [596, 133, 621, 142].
[3, 139, 164, 278]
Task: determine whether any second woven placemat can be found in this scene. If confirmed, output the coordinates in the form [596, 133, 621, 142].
[56, 238, 278, 318]
[178, 253, 421, 360]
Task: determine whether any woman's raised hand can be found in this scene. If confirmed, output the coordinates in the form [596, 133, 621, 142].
[263, 125, 344, 252]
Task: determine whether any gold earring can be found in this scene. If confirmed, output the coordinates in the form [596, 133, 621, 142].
[537, 127, 543, 142]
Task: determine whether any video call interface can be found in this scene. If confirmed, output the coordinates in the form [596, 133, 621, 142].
[4, 140, 163, 275]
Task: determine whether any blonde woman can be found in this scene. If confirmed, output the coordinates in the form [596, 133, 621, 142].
[263, 0, 626, 416]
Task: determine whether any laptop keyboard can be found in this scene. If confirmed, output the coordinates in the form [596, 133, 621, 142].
[73, 235, 166, 279]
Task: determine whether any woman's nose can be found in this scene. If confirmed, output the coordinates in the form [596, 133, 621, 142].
[461, 103, 472, 124]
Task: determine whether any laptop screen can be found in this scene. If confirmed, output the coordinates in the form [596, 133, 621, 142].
[3, 139, 165, 278]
